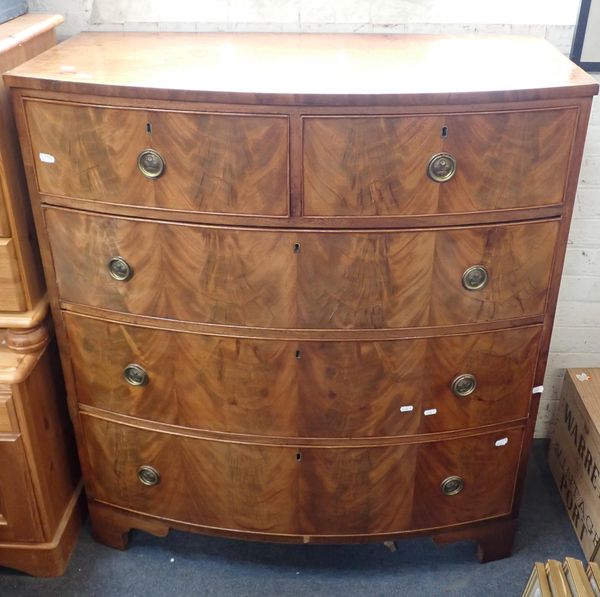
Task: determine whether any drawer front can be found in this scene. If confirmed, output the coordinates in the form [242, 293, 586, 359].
[25, 99, 289, 217]
[0, 435, 43, 542]
[0, 393, 18, 433]
[82, 415, 523, 536]
[66, 313, 540, 437]
[0, 237, 26, 312]
[303, 108, 576, 216]
[47, 208, 558, 329]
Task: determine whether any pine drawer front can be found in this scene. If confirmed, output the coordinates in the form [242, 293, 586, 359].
[25, 99, 290, 217]
[0, 393, 18, 433]
[82, 414, 523, 538]
[0, 435, 43, 542]
[0, 237, 26, 311]
[303, 108, 576, 217]
[46, 208, 558, 329]
[67, 313, 540, 437]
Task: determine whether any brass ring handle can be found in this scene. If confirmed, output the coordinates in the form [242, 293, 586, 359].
[441, 475, 464, 496]
[123, 364, 149, 387]
[138, 465, 160, 486]
[451, 374, 477, 397]
[107, 256, 133, 281]
[462, 265, 489, 291]
[137, 148, 165, 179]
[427, 153, 456, 182]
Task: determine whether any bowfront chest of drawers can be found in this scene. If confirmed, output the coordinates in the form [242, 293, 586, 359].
[6, 32, 598, 561]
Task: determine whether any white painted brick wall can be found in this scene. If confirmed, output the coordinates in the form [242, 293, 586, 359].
[26, 0, 599, 437]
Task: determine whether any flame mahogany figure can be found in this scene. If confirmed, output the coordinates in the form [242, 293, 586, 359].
[5, 32, 598, 563]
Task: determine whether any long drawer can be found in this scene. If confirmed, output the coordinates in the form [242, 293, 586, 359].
[82, 414, 524, 537]
[304, 108, 576, 216]
[46, 207, 558, 329]
[24, 99, 290, 217]
[66, 312, 540, 437]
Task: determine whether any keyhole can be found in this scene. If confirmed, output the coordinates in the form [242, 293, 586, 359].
[146, 122, 152, 134]
[293, 242, 301, 253]
[441, 126, 448, 138]
[296, 452, 302, 461]
[295, 350, 301, 360]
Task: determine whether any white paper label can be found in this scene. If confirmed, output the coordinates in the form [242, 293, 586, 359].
[576, 372, 591, 382]
[424, 408, 437, 416]
[39, 152, 55, 164]
[495, 437, 509, 447]
[532, 385, 544, 394]
[400, 405, 413, 413]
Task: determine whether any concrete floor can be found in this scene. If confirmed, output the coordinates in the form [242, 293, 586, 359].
[0, 440, 584, 596]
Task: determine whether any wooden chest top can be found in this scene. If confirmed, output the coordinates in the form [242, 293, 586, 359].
[5, 32, 599, 105]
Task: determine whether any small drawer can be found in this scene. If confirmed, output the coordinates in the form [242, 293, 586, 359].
[0, 237, 26, 312]
[25, 99, 290, 217]
[47, 207, 558, 329]
[82, 414, 523, 538]
[303, 108, 576, 217]
[66, 312, 540, 437]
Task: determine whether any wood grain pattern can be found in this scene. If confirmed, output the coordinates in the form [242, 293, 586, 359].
[6, 32, 597, 561]
[0, 17, 58, 312]
[25, 100, 289, 216]
[45, 208, 558, 329]
[5, 33, 598, 106]
[65, 313, 541, 437]
[12, 340, 79, 537]
[303, 109, 576, 216]
[0, 394, 16, 433]
[0, 435, 43, 542]
[0, 237, 26, 311]
[82, 414, 523, 537]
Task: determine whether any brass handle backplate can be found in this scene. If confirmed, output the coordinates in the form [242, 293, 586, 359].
[427, 153, 457, 182]
[451, 374, 477, 397]
[441, 475, 464, 496]
[124, 364, 149, 387]
[462, 265, 489, 291]
[108, 256, 133, 281]
[137, 149, 165, 179]
[138, 465, 160, 486]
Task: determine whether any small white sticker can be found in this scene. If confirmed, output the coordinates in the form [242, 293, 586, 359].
[532, 385, 544, 394]
[400, 405, 414, 413]
[576, 372, 591, 382]
[39, 152, 55, 164]
[424, 408, 437, 416]
[495, 437, 509, 447]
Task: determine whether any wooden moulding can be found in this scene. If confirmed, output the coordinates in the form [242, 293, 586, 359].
[0, 294, 47, 329]
[0, 318, 50, 385]
[0, 481, 84, 578]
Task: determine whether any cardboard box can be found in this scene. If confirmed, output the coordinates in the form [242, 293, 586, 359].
[549, 369, 600, 563]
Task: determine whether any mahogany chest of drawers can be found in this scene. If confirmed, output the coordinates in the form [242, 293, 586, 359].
[6, 32, 598, 561]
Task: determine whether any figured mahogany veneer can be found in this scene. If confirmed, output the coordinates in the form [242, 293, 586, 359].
[82, 414, 523, 538]
[45, 207, 558, 329]
[66, 313, 541, 437]
[6, 32, 598, 562]
[303, 109, 576, 217]
[25, 100, 289, 217]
